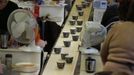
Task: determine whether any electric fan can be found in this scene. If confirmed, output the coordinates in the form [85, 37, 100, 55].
[7, 9, 41, 51]
[80, 21, 107, 54]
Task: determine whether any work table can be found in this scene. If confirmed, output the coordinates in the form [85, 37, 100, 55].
[42, 0, 103, 75]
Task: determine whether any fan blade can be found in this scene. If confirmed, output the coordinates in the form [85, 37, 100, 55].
[11, 21, 21, 38]
[11, 21, 17, 33]
[12, 22, 26, 38]
[25, 23, 32, 40]
[14, 12, 30, 23]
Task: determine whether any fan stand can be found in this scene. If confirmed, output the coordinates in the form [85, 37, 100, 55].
[18, 40, 42, 52]
[79, 47, 99, 55]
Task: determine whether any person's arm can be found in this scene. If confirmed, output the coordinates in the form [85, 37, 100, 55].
[34, 26, 47, 48]
[100, 24, 117, 65]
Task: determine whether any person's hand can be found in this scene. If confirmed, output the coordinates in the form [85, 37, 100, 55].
[36, 40, 47, 48]
[8, 36, 15, 47]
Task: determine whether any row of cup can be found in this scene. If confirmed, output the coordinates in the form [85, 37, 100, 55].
[81, 1, 91, 8]
[63, 14, 83, 46]
[76, 1, 91, 11]
[74, 1, 91, 20]
[69, 8, 84, 26]
[63, 26, 82, 36]
[53, 47, 74, 69]
[54, 24, 82, 69]
[54, 48, 73, 63]
[57, 54, 74, 69]
[62, 35, 78, 47]
[54, 0, 89, 69]
[63, 29, 82, 42]
[69, 18, 83, 26]
[54, 23, 83, 69]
